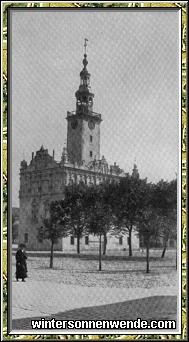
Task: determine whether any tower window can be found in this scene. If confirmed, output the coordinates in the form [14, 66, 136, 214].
[70, 236, 74, 245]
[85, 236, 89, 245]
[90, 135, 93, 142]
[25, 233, 28, 244]
[90, 151, 93, 157]
[31, 201, 38, 223]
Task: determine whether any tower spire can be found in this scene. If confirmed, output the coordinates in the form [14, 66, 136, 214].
[75, 39, 94, 114]
[84, 38, 88, 55]
[81, 38, 89, 78]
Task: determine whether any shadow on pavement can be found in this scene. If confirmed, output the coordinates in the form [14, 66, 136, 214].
[12, 295, 177, 330]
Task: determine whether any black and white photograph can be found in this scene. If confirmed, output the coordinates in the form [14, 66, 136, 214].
[9, 7, 181, 334]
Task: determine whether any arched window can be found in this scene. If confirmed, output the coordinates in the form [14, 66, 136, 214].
[83, 96, 87, 103]
[31, 200, 39, 223]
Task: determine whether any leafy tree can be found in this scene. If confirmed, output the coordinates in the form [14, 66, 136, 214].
[112, 166, 147, 256]
[37, 200, 69, 268]
[85, 183, 114, 270]
[86, 187, 104, 271]
[137, 206, 161, 273]
[160, 210, 177, 258]
[64, 183, 88, 254]
[137, 178, 177, 272]
[151, 179, 177, 257]
[98, 181, 115, 255]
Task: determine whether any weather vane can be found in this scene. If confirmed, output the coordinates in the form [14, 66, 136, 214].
[84, 38, 88, 54]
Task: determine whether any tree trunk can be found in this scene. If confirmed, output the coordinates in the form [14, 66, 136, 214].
[161, 236, 169, 258]
[103, 233, 107, 255]
[50, 240, 54, 269]
[146, 242, 150, 273]
[128, 228, 132, 256]
[77, 235, 80, 254]
[99, 233, 102, 271]
[161, 244, 167, 258]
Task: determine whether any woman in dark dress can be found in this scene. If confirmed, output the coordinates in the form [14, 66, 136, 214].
[16, 244, 27, 281]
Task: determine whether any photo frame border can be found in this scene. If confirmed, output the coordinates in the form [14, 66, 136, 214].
[1, 1, 187, 340]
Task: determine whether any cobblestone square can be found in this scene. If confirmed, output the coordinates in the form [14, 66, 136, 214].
[12, 250, 178, 331]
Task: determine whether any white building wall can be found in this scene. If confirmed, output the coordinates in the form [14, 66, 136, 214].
[62, 229, 139, 253]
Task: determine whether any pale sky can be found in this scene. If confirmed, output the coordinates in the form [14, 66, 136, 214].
[11, 9, 180, 207]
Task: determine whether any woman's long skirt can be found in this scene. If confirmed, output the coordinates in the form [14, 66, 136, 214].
[16, 262, 27, 280]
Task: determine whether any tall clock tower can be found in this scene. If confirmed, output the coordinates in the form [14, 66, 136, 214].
[66, 39, 102, 165]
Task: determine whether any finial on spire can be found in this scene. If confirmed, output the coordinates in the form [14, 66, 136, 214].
[84, 38, 88, 55]
[132, 162, 139, 179]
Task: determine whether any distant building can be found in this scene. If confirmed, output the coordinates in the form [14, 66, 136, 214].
[12, 207, 19, 243]
[18, 41, 139, 251]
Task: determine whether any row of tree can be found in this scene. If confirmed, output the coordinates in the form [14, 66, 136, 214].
[38, 169, 177, 272]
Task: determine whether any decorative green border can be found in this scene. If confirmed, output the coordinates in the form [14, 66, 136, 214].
[2, 1, 187, 340]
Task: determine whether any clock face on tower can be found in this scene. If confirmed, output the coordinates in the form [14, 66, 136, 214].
[71, 119, 78, 129]
[88, 120, 95, 130]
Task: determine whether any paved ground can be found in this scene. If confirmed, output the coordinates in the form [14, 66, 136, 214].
[12, 279, 178, 320]
[12, 295, 177, 330]
[12, 251, 177, 288]
[11, 251, 178, 331]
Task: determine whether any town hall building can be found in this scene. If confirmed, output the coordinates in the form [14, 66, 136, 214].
[18, 40, 139, 252]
